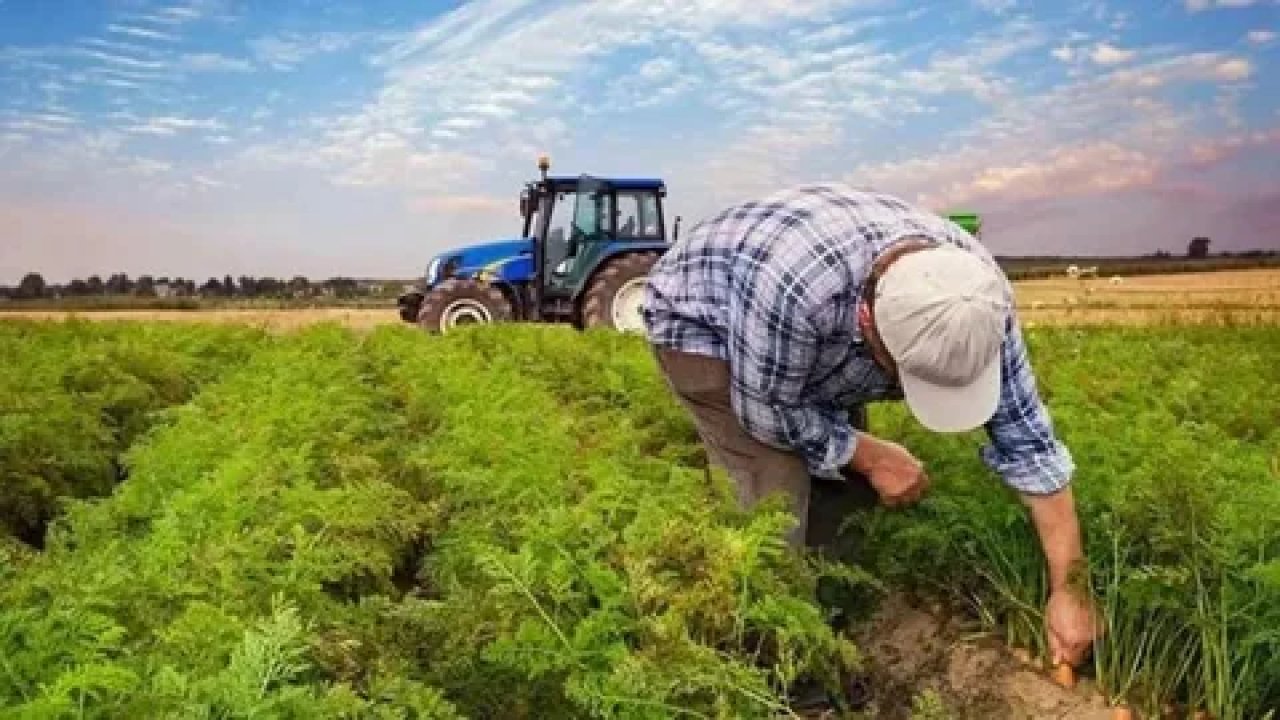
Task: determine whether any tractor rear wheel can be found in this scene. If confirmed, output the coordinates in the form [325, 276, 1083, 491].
[417, 278, 513, 334]
[580, 251, 659, 333]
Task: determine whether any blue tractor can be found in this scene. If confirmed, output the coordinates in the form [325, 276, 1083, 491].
[397, 156, 678, 334]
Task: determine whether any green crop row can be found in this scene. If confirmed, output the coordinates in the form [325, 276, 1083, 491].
[1, 321, 1275, 718]
[850, 325, 1280, 718]
[0, 324, 860, 719]
[0, 320, 268, 547]
[0, 325, 459, 717]
[359, 326, 860, 718]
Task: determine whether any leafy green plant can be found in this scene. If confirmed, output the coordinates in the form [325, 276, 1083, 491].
[0, 320, 1275, 718]
[363, 325, 862, 718]
[853, 325, 1280, 716]
[0, 319, 268, 544]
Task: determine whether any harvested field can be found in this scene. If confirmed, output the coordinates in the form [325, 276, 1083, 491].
[0, 307, 395, 330]
[1014, 268, 1280, 325]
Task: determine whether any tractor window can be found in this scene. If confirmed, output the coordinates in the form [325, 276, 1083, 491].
[544, 191, 576, 283]
[616, 191, 662, 239]
[572, 183, 611, 241]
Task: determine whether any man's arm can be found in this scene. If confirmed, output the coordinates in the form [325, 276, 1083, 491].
[1023, 487, 1085, 593]
[1024, 487, 1096, 667]
[982, 315, 1096, 666]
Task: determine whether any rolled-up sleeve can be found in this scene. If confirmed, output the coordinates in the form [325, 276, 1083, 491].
[981, 316, 1075, 494]
[723, 265, 856, 480]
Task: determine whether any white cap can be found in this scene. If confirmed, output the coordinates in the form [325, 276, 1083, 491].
[873, 244, 1009, 433]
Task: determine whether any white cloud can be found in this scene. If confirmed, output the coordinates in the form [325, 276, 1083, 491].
[123, 116, 226, 136]
[965, 142, 1159, 201]
[1091, 42, 1136, 65]
[124, 2, 212, 26]
[126, 157, 173, 176]
[973, 0, 1017, 13]
[179, 52, 252, 73]
[1187, 128, 1280, 165]
[223, 0, 1057, 222]
[73, 48, 167, 70]
[1106, 52, 1254, 89]
[251, 31, 373, 70]
[4, 0, 1274, 275]
[107, 24, 177, 42]
[638, 57, 677, 80]
[1214, 57, 1253, 81]
[1, 112, 77, 134]
[1246, 29, 1276, 45]
[1186, 0, 1257, 10]
[836, 42, 1272, 220]
[289, 0, 884, 196]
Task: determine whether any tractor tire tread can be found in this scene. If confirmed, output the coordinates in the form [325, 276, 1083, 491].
[417, 278, 513, 334]
[580, 251, 660, 331]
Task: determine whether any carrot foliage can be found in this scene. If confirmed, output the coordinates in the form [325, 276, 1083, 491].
[1, 320, 1274, 718]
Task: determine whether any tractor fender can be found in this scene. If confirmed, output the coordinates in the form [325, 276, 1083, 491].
[491, 254, 533, 284]
[471, 255, 531, 313]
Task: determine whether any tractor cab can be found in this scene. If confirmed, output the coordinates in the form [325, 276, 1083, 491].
[523, 172, 670, 324]
[399, 157, 675, 334]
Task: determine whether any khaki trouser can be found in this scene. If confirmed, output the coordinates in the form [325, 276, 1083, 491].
[653, 347, 877, 552]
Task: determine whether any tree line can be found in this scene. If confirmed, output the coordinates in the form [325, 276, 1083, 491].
[0, 273, 397, 301]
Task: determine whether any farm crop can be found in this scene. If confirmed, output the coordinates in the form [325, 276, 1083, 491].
[0, 322, 858, 718]
[0, 319, 1275, 718]
[853, 325, 1280, 718]
[0, 320, 268, 546]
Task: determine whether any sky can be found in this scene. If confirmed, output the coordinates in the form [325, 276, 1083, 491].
[0, 0, 1277, 284]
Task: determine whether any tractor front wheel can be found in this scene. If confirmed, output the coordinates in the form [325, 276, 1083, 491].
[417, 278, 513, 334]
[397, 291, 424, 324]
[580, 251, 659, 333]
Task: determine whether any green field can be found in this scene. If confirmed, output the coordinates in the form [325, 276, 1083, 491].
[1, 320, 1277, 719]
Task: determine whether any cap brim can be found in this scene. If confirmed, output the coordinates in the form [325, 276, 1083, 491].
[899, 352, 1002, 433]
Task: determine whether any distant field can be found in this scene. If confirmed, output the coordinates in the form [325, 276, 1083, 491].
[998, 253, 1280, 280]
[1014, 267, 1280, 325]
[3, 268, 1277, 329]
[0, 306, 396, 330]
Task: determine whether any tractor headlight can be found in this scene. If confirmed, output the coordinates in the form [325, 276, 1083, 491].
[426, 258, 442, 284]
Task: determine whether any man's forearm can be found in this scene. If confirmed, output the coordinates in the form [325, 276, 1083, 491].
[1021, 485, 1085, 592]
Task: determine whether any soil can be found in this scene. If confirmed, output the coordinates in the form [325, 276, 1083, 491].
[844, 594, 1115, 720]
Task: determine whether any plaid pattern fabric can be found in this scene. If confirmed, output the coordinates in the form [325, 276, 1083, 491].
[643, 183, 1074, 493]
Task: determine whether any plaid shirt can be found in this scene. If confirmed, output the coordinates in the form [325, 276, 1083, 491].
[643, 183, 1074, 495]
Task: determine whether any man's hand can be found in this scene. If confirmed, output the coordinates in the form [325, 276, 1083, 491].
[850, 432, 929, 507]
[1046, 586, 1099, 667]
